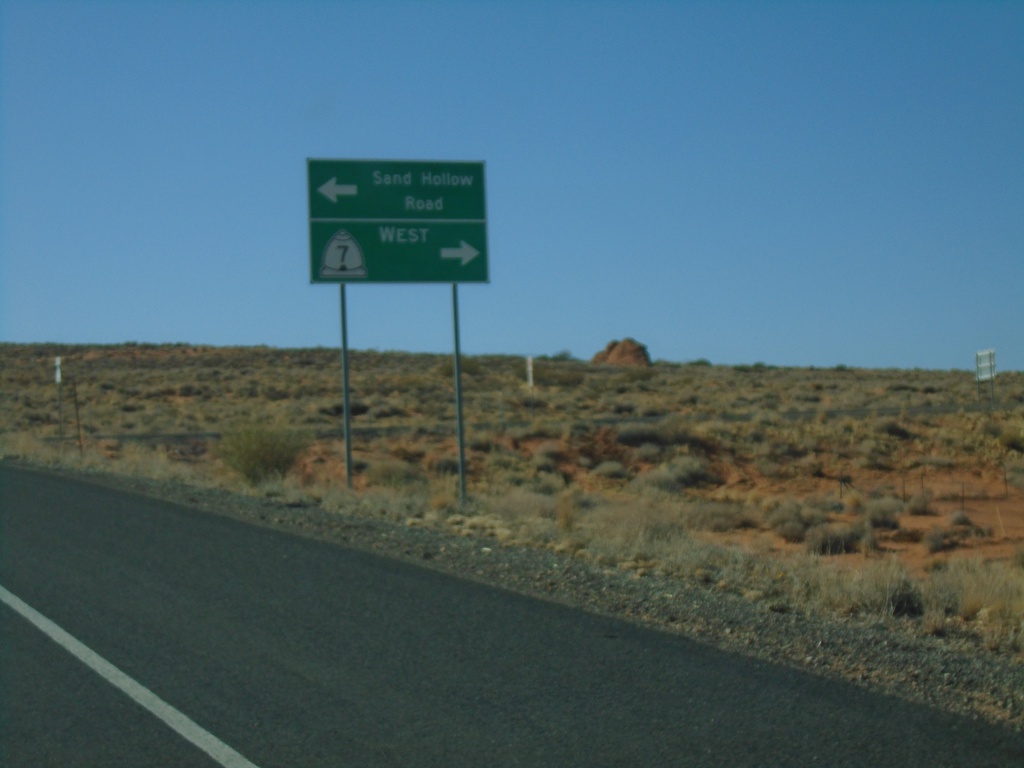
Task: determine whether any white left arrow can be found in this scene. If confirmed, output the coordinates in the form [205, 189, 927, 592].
[317, 177, 358, 202]
[441, 241, 480, 266]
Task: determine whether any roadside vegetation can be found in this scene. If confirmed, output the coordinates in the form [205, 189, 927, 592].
[2, 342, 1023, 654]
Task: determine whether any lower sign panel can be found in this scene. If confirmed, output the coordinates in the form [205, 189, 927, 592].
[310, 221, 488, 283]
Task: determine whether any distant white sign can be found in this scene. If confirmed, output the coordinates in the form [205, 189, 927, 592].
[976, 349, 996, 382]
[55, 356, 62, 384]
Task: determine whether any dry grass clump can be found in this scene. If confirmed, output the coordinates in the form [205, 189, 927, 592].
[924, 527, 950, 554]
[633, 456, 719, 492]
[905, 491, 936, 516]
[804, 522, 866, 555]
[1008, 460, 1024, 491]
[997, 427, 1024, 454]
[216, 424, 312, 485]
[681, 501, 760, 533]
[922, 559, 1024, 650]
[578, 498, 689, 563]
[765, 499, 829, 543]
[863, 496, 903, 530]
[531, 439, 567, 473]
[591, 460, 630, 479]
[798, 556, 923, 617]
[615, 417, 716, 454]
[0, 431, 62, 463]
[365, 460, 428, 488]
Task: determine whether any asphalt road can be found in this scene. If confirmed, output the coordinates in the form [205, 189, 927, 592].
[1, 464, 1022, 767]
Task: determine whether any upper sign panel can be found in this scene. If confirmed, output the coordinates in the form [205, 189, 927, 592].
[308, 159, 488, 283]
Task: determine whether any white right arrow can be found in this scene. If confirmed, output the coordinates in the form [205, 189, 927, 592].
[441, 241, 480, 265]
[317, 177, 358, 203]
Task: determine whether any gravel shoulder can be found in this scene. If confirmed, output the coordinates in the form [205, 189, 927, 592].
[11, 459, 1024, 733]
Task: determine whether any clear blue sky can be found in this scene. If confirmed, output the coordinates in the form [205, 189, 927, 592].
[2, 0, 1021, 370]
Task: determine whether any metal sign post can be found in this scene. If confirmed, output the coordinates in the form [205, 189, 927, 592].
[55, 357, 63, 444]
[339, 285, 354, 489]
[451, 284, 468, 504]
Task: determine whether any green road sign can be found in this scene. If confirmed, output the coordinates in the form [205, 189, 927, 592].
[308, 159, 488, 283]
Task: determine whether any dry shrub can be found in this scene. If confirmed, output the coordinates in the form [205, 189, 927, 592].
[216, 424, 312, 485]
[555, 489, 583, 531]
[803, 557, 923, 617]
[0, 431, 60, 463]
[530, 440, 565, 473]
[924, 559, 1024, 650]
[924, 527, 949, 554]
[615, 423, 664, 447]
[906, 491, 935, 516]
[997, 428, 1024, 454]
[490, 488, 557, 524]
[426, 454, 460, 476]
[683, 501, 759, 532]
[805, 522, 864, 555]
[364, 460, 427, 488]
[1006, 459, 1024, 491]
[864, 497, 902, 530]
[766, 499, 828, 543]
[616, 418, 715, 454]
[631, 442, 663, 463]
[112, 442, 195, 483]
[580, 498, 688, 561]
[634, 457, 718, 492]
[592, 460, 630, 479]
[876, 419, 915, 440]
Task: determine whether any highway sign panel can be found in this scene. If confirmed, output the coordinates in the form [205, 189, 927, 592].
[308, 159, 488, 283]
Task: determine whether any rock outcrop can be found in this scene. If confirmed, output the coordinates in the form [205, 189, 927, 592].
[591, 338, 651, 367]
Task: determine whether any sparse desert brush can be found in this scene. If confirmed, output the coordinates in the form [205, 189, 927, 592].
[110, 441, 198, 483]
[577, 499, 688, 561]
[630, 442, 663, 463]
[633, 456, 718, 493]
[682, 501, 760, 533]
[0, 431, 60, 462]
[1007, 460, 1024, 491]
[876, 419, 915, 441]
[425, 454, 460, 476]
[766, 499, 828, 543]
[615, 417, 715, 454]
[800, 556, 922, 617]
[615, 423, 666, 447]
[365, 459, 428, 488]
[531, 439, 568, 472]
[555, 489, 585, 531]
[998, 427, 1024, 454]
[797, 455, 825, 477]
[591, 460, 630, 480]
[864, 497, 903, 530]
[805, 522, 864, 555]
[216, 424, 312, 485]
[906, 491, 936, 516]
[842, 491, 865, 514]
[489, 488, 557, 525]
[924, 559, 1024, 650]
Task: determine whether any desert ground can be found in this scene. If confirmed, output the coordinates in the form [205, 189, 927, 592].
[3, 342, 1023, 661]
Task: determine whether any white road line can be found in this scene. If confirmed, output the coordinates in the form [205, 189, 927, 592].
[0, 585, 261, 768]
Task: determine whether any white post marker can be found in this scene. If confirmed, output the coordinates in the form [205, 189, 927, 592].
[55, 356, 62, 384]
[526, 356, 534, 389]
